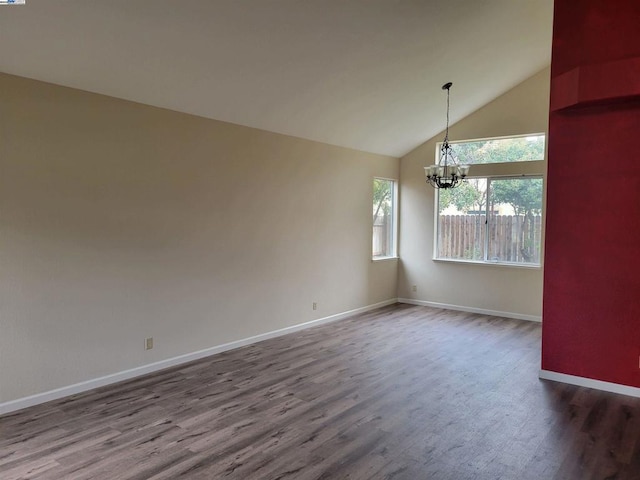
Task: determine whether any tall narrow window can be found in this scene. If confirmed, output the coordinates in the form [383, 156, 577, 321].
[373, 178, 397, 259]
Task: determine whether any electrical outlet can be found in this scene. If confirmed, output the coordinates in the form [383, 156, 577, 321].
[412, 285, 417, 292]
[312, 302, 317, 311]
[145, 337, 154, 350]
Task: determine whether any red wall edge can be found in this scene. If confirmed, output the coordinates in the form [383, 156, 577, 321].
[542, 0, 640, 387]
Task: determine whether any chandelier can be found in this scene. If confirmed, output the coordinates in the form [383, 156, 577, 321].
[424, 82, 469, 189]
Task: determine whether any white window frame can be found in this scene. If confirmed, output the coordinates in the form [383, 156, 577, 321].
[433, 133, 545, 268]
[372, 177, 398, 260]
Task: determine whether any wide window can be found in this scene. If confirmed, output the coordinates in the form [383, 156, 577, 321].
[373, 178, 397, 259]
[435, 134, 544, 266]
[447, 134, 545, 165]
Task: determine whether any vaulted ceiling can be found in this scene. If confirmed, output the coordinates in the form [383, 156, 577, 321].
[0, 0, 553, 157]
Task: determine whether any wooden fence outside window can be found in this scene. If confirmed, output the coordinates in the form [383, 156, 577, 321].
[438, 214, 542, 264]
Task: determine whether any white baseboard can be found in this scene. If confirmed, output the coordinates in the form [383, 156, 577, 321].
[0, 299, 398, 416]
[397, 298, 541, 322]
[539, 370, 640, 398]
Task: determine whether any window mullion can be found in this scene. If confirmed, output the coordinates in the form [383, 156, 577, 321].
[484, 178, 491, 262]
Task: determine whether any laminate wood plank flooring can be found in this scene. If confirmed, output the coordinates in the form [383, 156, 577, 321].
[3, 304, 640, 479]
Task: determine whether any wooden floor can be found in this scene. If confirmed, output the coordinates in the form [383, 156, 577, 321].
[3, 304, 640, 480]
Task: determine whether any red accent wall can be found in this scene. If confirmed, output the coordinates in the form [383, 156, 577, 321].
[542, 0, 640, 387]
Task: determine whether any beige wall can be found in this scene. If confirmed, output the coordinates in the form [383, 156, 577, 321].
[398, 68, 550, 318]
[0, 73, 398, 403]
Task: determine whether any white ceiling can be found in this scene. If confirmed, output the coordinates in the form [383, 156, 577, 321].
[0, 0, 553, 157]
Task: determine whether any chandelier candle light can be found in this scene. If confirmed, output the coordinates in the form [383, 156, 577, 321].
[424, 82, 469, 189]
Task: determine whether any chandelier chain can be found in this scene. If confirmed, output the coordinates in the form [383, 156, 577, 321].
[444, 85, 450, 145]
[424, 81, 468, 189]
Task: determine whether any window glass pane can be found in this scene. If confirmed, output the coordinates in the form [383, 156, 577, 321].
[373, 178, 395, 258]
[436, 177, 543, 265]
[487, 178, 543, 264]
[444, 135, 545, 165]
[437, 180, 487, 261]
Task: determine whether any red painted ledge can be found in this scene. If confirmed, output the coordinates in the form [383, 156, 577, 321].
[550, 55, 640, 111]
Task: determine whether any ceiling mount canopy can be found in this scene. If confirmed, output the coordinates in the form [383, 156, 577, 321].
[424, 82, 469, 189]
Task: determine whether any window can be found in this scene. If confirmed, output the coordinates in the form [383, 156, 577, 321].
[435, 134, 545, 266]
[446, 134, 545, 165]
[373, 178, 397, 259]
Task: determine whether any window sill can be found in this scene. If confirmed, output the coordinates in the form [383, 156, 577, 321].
[372, 256, 399, 262]
[432, 258, 541, 269]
